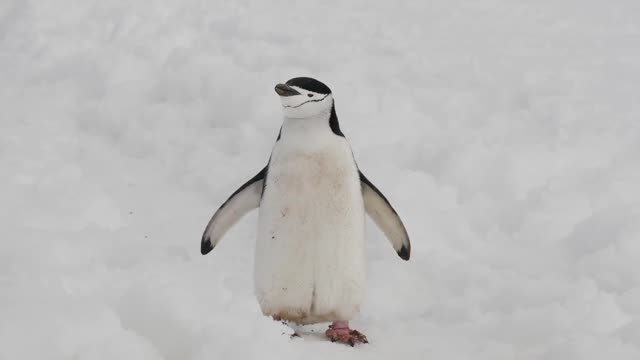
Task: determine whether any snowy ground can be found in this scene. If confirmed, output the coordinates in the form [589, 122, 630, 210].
[2, 0, 640, 359]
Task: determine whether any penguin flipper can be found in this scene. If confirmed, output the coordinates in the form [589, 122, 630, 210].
[201, 167, 267, 255]
[359, 171, 411, 260]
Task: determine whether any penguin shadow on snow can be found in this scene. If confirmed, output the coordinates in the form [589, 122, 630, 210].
[279, 320, 370, 347]
[282, 321, 340, 343]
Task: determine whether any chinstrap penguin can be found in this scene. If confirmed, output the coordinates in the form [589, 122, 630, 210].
[201, 77, 411, 346]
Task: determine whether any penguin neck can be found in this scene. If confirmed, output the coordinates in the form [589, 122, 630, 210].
[280, 103, 344, 141]
[282, 111, 331, 135]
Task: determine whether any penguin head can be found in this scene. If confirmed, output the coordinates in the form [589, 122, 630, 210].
[274, 77, 333, 118]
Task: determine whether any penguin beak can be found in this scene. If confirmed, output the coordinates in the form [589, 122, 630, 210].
[275, 83, 300, 97]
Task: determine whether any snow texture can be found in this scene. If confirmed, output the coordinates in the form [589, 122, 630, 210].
[1, 0, 639, 359]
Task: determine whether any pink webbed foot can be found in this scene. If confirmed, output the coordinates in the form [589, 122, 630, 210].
[325, 321, 369, 346]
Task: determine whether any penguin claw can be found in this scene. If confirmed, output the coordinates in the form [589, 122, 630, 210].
[325, 328, 368, 346]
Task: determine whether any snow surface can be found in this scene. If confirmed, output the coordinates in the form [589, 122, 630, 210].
[2, 0, 640, 359]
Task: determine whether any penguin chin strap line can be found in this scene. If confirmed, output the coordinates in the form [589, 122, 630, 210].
[283, 93, 330, 108]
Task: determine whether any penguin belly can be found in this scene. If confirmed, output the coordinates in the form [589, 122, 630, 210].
[254, 145, 366, 324]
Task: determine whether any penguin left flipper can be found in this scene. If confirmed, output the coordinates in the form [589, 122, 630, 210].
[201, 166, 267, 255]
[359, 171, 411, 260]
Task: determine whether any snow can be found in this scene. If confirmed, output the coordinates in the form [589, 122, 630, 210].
[1, 0, 639, 359]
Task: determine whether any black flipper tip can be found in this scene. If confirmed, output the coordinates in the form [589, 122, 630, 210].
[397, 244, 410, 261]
[201, 237, 214, 255]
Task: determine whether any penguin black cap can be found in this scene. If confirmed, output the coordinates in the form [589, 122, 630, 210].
[275, 77, 332, 96]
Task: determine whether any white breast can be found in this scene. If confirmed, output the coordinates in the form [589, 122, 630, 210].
[253, 117, 366, 324]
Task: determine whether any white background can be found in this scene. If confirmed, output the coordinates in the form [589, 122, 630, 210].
[1, 0, 639, 359]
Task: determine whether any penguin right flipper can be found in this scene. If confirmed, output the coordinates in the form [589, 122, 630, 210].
[359, 171, 411, 260]
[201, 167, 267, 255]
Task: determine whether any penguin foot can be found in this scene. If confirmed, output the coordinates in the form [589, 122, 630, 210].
[326, 321, 368, 346]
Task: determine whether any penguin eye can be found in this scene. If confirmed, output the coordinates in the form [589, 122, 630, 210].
[307, 94, 314, 98]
